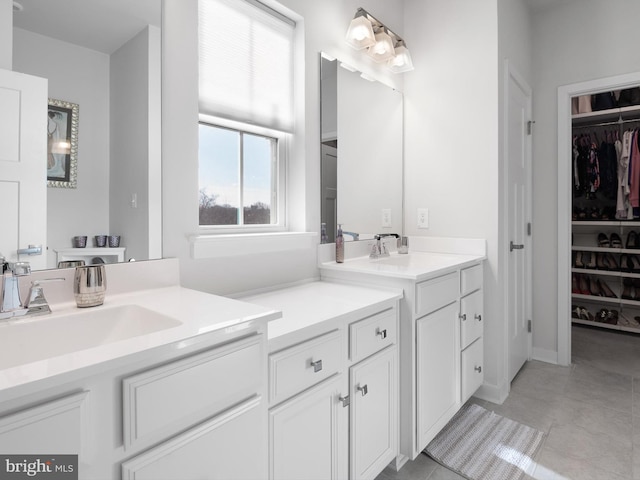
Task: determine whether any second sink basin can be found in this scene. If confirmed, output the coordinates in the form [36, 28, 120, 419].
[0, 304, 182, 370]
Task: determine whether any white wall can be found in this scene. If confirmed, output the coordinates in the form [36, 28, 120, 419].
[162, 0, 405, 296]
[13, 28, 110, 268]
[530, 0, 640, 357]
[110, 25, 161, 262]
[403, 0, 503, 398]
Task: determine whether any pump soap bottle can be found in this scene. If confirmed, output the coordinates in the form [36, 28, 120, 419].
[336, 224, 344, 263]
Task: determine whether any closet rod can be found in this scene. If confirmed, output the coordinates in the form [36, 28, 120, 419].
[573, 117, 640, 129]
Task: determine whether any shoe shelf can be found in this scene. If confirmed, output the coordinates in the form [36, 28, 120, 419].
[572, 293, 640, 307]
[572, 220, 640, 227]
[571, 246, 640, 255]
[571, 317, 640, 334]
[571, 268, 640, 279]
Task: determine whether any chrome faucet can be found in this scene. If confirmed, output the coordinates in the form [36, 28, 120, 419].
[342, 231, 360, 241]
[0, 261, 31, 319]
[25, 278, 65, 316]
[369, 234, 400, 259]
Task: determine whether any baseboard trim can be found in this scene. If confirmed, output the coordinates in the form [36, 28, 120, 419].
[473, 380, 508, 405]
[532, 347, 559, 365]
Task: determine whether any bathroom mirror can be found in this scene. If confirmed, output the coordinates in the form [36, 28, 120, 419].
[320, 54, 403, 243]
[12, 0, 162, 269]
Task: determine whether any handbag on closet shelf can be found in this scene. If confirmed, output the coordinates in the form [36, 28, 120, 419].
[617, 87, 640, 107]
[577, 95, 592, 113]
[592, 91, 616, 111]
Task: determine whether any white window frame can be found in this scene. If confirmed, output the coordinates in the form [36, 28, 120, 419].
[198, 114, 288, 234]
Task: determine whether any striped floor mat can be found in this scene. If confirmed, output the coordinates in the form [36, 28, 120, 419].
[425, 403, 545, 480]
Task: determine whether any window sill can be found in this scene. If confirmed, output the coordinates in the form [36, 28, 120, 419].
[190, 232, 318, 259]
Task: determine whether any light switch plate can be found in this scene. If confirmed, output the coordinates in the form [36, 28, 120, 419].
[417, 208, 428, 229]
[382, 209, 392, 228]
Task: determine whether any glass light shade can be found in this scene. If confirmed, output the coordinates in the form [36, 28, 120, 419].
[388, 45, 414, 73]
[366, 30, 395, 63]
[345, 16, 376, 50]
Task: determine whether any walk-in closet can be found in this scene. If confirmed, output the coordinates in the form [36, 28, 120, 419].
[571, 88, 640, 333]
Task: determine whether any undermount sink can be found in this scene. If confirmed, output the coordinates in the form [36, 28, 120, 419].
[0, 304, 182, 370]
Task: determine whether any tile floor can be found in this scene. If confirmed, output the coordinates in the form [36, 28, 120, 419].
[376, 325, 640, 480]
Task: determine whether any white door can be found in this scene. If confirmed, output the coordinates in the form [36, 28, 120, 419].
[0, 69, 47, 269]
[506, 64, 532, 382]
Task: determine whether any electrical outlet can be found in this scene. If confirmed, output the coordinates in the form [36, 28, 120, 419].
[381, 209, 392, 228]
[417, 208, 429, 229]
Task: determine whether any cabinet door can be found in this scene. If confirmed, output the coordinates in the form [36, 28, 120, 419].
[460, 290, 483, 350]
[269, 375, 348, 480]
[122, 396, 265, 480]
[350, 346, 397, 480]
[416, 302, 459, 450]
[0, 391, 87, 455]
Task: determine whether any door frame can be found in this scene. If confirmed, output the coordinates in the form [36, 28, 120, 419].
[557, 72, 640, 366]
[503, 60, 533, 389]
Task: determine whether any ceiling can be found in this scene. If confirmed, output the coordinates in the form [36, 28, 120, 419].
[12, 0, 160, 55]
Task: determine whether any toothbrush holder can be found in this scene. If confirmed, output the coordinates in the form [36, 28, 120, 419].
[74, 265, 106, 308]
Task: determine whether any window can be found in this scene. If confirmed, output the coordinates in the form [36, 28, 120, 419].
[198, 0, 295, 230]
[199, 121, 283, 227]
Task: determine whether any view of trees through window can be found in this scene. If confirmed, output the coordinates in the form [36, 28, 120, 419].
[198, 123, 276, 226]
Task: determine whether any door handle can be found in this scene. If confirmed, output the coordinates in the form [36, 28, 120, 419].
[510, 241, 524, 252]
[17, 245, 42, 256]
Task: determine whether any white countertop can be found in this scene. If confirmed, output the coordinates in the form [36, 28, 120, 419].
[320, 251, 485, 282]
[241, 281, 403, 351]
[0, 286, 281, 393]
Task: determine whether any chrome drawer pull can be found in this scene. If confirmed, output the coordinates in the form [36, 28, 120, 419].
[475, 314, 482, 322]
[459, 313, 467, 321]
[310, 359, 323, 373]
[376, 328, 387, 339]
[474, 365, 482, 373]
[339, 395, 350, 407]
[357, 384, 368, 396]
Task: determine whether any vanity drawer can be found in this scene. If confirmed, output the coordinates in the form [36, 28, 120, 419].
[460, 290, 483, 350]
[460, 264, 483, 296]
[269, 330, 342, 405]
[415, 272, 458, 317]
[123, 334, 262, 451]
[349, 308, 396, 363]
[461, 337, 484, 403]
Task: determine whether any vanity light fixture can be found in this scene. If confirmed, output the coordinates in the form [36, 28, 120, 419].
[345, 8, 414, 73]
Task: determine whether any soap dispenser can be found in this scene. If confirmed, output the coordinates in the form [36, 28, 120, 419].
[336, 224, 344, 263]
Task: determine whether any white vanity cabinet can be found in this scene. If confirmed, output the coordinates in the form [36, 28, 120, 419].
[254, 283, 400, 480]
[121, 333, 267, 480]
[320, 254, 485, 463]
[0, 320, 269, 480]
[0, 391, 88, 456]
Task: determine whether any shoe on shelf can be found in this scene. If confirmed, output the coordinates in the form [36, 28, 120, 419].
[610, 233, 623, 248]
[605, 253, 619, 270]
[620, 254, 631, 272]
[626, 230, 639, 249]
[598, 278, 617, 298]
[605, 309, 619, 325]
[596, 308, 609, 322]
[571, 304, 580, 319]
[584, 252, 597, 269]
[622, 278, 634, 300]
[596, 253, 608, 270]
[629, 255, 640, 273]
[578, 274, 591, 295]
[598, 233, 610, 247]
[574, 251, 585, 268]
[579, 307, 593, 321]
[572, 274, 580, 294]
[589, 276, 602, 296]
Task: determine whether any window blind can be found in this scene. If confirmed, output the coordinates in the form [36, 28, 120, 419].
[198, 0, 295, 133]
